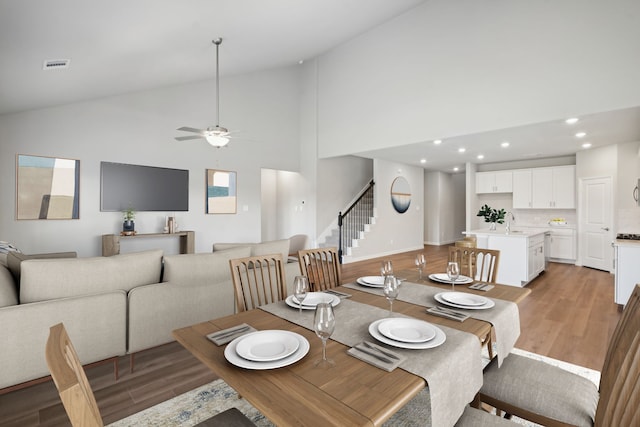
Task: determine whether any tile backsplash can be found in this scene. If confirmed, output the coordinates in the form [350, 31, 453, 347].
[618, 208, 640, 233]
[511, 209, 577, 227]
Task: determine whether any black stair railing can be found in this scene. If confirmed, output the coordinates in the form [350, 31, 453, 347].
[338, 180, 375, 263]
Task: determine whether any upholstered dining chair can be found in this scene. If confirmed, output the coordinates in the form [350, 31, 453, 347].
[477, 283, 640, 427]
[297, 247, 341, 292]
[448, 246, 500, 284]
[46, 323, 255, 427]
[229, 253, 288, 312]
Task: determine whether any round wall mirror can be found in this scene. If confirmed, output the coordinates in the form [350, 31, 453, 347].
[390, 176, 411, 213]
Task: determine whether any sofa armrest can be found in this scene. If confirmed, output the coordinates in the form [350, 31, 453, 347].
[0, 291, 126, 389]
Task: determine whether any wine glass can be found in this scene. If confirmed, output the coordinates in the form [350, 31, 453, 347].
[293, 276, 309, 314]
[314, 302, 336, 368]
[446, 261, 460, 292]
[383, 275, 399, 315]
[381, 260, 393, 278]
[414, 253, 426, 280]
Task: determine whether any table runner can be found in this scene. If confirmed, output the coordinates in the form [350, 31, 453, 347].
[344, 280, 520, 366]
[260, 299, 482, 427]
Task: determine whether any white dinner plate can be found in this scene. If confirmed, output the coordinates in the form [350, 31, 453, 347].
[225, 331, 309, 369]
[434, 292, 495, 310]
[377, 318, 437, 343]
[428, 273, 473, 285]
[285, 294, 340, 310]
[357, 276, 385, 288]
[235, 330, 300, 362]
[369, 319, 446, 349]
[441, 292, 488, 307]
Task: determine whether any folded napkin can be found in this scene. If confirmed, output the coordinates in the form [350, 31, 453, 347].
[347, 341, 406, 372]
[469, 283, 494, 291]
[426, 306, 470, 322]
[207, 323, 257, 346]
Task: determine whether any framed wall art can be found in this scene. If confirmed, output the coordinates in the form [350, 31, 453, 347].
[206, 169, 237, 214]
[390, 176, 411, 214]
[16, 154, 80, 220]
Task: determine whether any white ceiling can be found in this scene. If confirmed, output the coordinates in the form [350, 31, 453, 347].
[2, 0, 639, 172]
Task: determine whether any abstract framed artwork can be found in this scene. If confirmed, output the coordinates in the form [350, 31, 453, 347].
[390, 176, 411, 214]
[16, 154, 80, 220]
[206, 169, 237, 214]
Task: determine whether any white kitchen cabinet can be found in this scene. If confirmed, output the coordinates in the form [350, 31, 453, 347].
[549, 228, 576, 262]
[512, 169, 532, 208]
[614, 241, 640, 305]
[527, 234, 545, 281]
[531, 166, 575, 209]
[469, 229, 547, 287]
[476, 171, 513, 194]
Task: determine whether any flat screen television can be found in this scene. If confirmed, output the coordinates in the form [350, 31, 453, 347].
[100, 162, 189, 212]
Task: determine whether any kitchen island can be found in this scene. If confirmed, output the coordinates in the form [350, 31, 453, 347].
[464, 228, 550, 287]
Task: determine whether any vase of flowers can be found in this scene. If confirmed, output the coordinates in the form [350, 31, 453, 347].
[122, 208, 135, 235]
[477, 204, 506, 230]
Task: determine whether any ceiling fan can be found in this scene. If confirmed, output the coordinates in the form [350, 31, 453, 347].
[175, 38, 233, 148]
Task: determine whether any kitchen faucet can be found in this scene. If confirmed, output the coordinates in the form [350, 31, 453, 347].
[506, 211, 515, 233]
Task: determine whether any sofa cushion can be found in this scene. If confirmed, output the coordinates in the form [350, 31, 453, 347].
[20, 249, 163, 303]
[0, 265, 18, 308]
[7, 250, 77, 284]
[0, 253, 7, 267]
[163, 246, 251, 285]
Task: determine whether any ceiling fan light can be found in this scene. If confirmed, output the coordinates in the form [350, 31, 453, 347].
[206, 135, 230, 147]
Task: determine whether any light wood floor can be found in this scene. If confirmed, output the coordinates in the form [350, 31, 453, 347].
[0, 245, 620, 426]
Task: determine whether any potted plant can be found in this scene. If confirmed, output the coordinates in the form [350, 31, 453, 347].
[122, 208, 136, 235]
[477, 204, 506, 230]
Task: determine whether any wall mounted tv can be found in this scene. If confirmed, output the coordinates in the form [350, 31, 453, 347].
[100, 162, 189, 212]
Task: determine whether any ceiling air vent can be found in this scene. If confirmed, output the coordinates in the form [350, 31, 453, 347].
[43, 59, 70, 70]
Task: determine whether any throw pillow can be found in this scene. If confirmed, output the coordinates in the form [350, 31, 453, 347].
[0, 241, 21, 254]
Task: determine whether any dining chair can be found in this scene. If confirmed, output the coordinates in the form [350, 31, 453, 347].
[297, 247, 341, 291]
[477, 283, 640, 427]
[448, 246, 500, 284]
[455, 235, 477, 248]
[46, 322, 256, 426]
[229, 253, 288, 312]
[448, 246, 500, 358]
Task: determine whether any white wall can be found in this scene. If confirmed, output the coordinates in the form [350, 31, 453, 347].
[0, 67, 303, 256]
[347, 159, 423, 261]
[424, 171, 465, 245]
[317, 0, 640, 158]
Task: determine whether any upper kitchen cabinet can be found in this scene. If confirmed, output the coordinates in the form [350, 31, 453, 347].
[512, 169, 533, 208]
[531, 165, 576, 209]
[476, 170, 513, 193]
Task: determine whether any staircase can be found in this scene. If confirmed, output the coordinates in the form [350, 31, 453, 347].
[333, 180, 375, 263]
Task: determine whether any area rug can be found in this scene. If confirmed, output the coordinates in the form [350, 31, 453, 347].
[108, 348, 600, 427]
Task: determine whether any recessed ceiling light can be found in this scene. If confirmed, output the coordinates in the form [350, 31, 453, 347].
[458, 147, 466, 153]
[582, 143, 592, 148]
[575, 132, 587, 138]
[501, 141, 510, 148]
[298, 59, 305, 65]
[565, 117, 579, 124]
[433, 139, 442, 145]
[420, 158, 427, 164]
[453, 167, 459, 172]
[477, 154, 484, 160]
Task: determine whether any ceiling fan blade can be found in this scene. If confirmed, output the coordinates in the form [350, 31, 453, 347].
[177, 126, 205, 134]
[175, 135, 204, 141]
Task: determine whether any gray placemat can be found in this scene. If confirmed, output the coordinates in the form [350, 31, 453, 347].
[260, 299, 482, 427]
[345, 280, 520, 366]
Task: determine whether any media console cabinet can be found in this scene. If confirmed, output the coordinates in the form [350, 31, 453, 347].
[102, 231, 195, 256]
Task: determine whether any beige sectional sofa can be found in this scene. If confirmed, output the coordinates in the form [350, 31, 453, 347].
[0, 239, 301, 391]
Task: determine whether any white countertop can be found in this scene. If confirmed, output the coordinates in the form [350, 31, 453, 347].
[465, 227, 550, 237]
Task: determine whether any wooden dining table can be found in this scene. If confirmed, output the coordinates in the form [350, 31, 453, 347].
[172, 273, 530, 426]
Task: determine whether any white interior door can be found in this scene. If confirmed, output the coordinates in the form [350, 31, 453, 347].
[580, 176, 613, 271]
